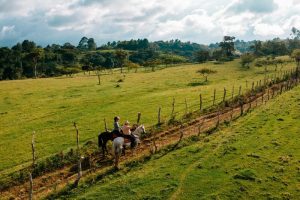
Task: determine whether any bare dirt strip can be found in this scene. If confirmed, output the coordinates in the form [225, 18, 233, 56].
[1, 80, 298, 200]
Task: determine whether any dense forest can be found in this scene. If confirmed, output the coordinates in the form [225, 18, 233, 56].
[0, 28, 300, 80]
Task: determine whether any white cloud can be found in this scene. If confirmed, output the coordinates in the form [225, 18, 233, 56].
[0, 25, 15, 38]
[253, 23, 284, 36]
[0, 0, 299, 46]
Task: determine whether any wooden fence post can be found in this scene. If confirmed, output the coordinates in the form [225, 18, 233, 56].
[29, 172, 33, 200]
[240, 102, 244, 116]
[223, 88, 226, 103]
[262, 93, 264, 103]
[259, 80, 262, 88]
[104, 118, 108, 132]
[137, 112, 141, 124]
[246, 80, 248, 89]
[267, 89, 270, 100]
[31, 131, 36, 167]
[213, 89, 216, 106]
[29, 131, 35, 200]
[251, 82, 254, 93]
[171, 97, 175, 118]
[173, 126, 184, 149]
[185, 98, 188, 115]
[249, 98, 252, 110]
[73, 122, 82, 187]
[199, 94, 203, 112]
[197, 119, 205, 137]
[158, 107, 161, 125]
[150, 133, 158, 154]
[238, 86, 242, 97]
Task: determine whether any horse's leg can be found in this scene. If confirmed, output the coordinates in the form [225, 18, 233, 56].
[102, 141, 106, 157]
[103, 140, 108, 156]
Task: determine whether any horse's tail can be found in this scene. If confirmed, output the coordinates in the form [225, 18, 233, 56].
[98, 133, 103, 148]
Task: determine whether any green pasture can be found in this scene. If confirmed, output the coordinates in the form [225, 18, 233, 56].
[61, 84, 300, 200]
[0, 58, 296, 174]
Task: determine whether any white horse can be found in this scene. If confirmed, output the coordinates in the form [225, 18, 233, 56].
[112, 125, 146, 168]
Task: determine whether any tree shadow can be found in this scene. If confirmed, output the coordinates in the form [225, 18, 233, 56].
[188, 81, 209, 87]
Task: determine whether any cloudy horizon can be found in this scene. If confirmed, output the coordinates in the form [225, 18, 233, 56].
[0, 0, 300, 47]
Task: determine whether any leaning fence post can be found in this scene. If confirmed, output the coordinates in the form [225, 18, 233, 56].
[73, 122, 82, 187]
[137, 112, 141, 124]
[213, 89, 216, 106]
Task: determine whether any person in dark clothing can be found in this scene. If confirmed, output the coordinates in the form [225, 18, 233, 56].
[111, 116, 122, 136]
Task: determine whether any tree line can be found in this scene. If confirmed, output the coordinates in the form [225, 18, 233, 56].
[1, 27, 300, 80]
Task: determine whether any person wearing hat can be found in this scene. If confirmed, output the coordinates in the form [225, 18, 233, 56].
[121, 120, 131, 135]
[121, 120, 136, 148]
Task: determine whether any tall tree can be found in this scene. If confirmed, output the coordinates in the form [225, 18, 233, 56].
[115, 50, 128, 73]
[87, 38, 97, 50]
[26, 48, 44, 78]
[77, 37, 89, 50]
[219, 36, 235, 59]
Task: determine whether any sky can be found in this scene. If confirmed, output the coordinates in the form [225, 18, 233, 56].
[0, 0, 300, 47]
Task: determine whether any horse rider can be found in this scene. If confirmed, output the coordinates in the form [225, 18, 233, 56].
[112, 116, 136, 148]
[113, 116, 121, 133]
[121, 121, 136, 148]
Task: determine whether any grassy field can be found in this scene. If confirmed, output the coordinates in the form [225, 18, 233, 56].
[0, 58, 296, 174]
[60, 84, 300, 200]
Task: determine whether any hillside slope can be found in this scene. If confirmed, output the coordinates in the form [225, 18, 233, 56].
[61, 85, 300, 200]
[0, 59, 294, 173]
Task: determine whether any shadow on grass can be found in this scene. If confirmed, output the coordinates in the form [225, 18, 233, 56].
[188, 81, 209, 87]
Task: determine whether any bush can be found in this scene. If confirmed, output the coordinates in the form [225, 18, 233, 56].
[233, 169, 256, 181]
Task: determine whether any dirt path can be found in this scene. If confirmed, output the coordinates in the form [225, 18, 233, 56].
[1, 80, 298, 200]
